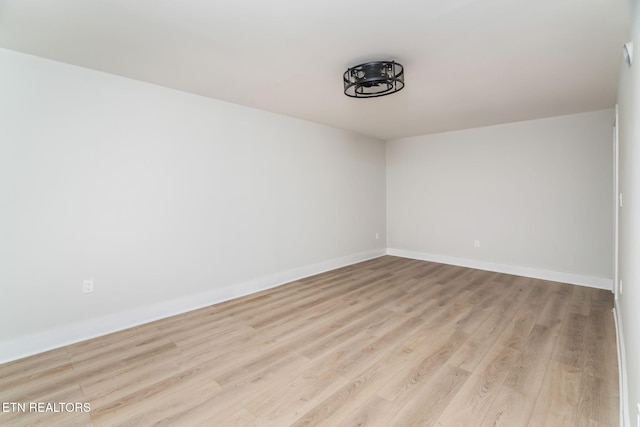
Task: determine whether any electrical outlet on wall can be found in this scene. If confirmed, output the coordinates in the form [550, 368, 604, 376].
[82, 279, 94, 294]
[474, 240, 480, 248]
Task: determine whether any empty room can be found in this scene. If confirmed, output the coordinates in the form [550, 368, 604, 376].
[1, 0, 639, 426]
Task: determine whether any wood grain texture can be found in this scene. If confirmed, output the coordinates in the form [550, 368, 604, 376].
[0, 256, 618, 426]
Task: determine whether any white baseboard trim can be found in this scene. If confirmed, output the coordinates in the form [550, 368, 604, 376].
[613, 304, 630, 427]
[0, 249, 386, 364]
[387, 248, 613, 290]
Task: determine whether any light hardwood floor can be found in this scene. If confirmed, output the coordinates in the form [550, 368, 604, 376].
[0, 256, 618, 426]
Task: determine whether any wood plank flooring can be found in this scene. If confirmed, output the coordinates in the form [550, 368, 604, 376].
[0, 256, 618, 426]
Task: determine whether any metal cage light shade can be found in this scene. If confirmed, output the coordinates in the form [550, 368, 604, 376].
[343, 61, 404, 98]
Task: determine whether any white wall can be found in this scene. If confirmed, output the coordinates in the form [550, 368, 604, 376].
[0, 48, 386, 362]
[617, 0, 640, 425]
[387, 110, 614, 286]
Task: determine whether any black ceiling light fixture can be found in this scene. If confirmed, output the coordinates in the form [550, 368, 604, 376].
[343, 60, 405, 98]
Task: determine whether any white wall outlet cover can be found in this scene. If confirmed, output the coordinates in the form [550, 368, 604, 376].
[624, 42, 633, 66]
[82, 279, 94, 293]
